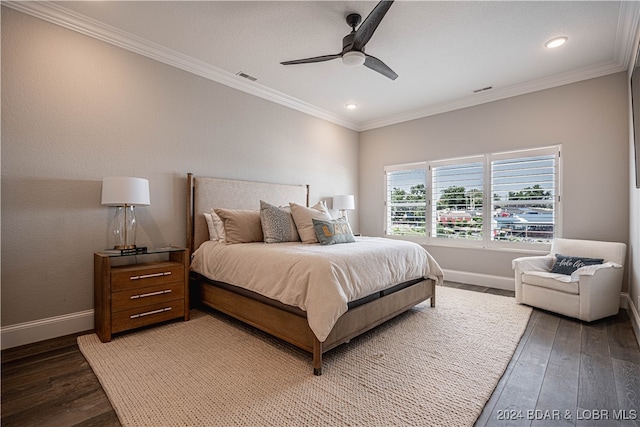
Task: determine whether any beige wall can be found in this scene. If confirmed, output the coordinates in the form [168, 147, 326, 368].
[359, 73, 630, 284]
[1, 8, 359, 326]
[2, 5, 636, 335]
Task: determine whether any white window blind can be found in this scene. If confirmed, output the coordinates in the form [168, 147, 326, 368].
[385, 166, 426, 236]
[431, 159, 484, 241]
[490, 148, 559, 244]
[384, 146, 561, 248]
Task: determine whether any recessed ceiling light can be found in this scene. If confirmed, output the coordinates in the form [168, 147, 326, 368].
[345, 103, 358, 110]
[545, 36, 568, 49]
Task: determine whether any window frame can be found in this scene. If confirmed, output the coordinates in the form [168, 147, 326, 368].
[383, 145, 562, 251]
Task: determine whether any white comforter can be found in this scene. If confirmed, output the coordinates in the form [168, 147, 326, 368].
[190, 237, 443, 342]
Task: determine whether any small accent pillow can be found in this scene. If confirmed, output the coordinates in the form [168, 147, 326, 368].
[203, 210, 226, 242]
[312, 217, 356, 245]
[260, 200, 299, 243]
[290, 201, 333, 244]
[213, 209, 263, 244]
[203, 213, 219, 241]
[550, 254, 604, 275]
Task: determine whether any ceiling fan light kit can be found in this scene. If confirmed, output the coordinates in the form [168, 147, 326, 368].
[280, 0, 398, 80]
[342, 51, 366, 67]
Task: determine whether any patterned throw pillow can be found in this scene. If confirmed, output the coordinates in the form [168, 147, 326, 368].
[312, 217, 356, 245]
[259, 200, 299, 243]
[550, 254, 604, 275]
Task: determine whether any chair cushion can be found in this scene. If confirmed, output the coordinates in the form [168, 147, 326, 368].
[521, 271, 579, 295]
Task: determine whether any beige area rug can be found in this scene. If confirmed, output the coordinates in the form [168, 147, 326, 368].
[78, 286, 532, 427]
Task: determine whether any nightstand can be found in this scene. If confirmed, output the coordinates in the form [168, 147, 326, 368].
[94, 247, 189, 342]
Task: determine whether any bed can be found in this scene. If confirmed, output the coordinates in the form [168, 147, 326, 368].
[187, 174, 443, 375]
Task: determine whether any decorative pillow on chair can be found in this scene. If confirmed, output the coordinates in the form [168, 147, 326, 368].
[290, 201, 332, 244]
[214, 209, 263, 244]
[550, 254, 604, 275]
[260, 200, 299, 243]
[312, 217, 356, 245]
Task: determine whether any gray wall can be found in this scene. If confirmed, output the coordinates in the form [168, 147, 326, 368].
[359, 73, 630, 284]
[1, 8, 359, 326]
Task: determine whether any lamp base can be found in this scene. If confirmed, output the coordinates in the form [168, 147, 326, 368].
[113, 244, 137, 250]
[110, 205, 138, 249]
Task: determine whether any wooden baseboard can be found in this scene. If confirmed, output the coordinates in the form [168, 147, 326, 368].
[1, 310, 94, 350]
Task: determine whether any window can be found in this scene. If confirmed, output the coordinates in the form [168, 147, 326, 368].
[384, 146, 561, 248]
[385, 164, 426, 237]
[490, 148, 559, 245]
[432, 157, 484, 242]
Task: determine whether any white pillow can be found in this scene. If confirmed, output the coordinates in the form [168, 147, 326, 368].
[289, 201, 332, 244]
[203, 213, 218, 241]
[206, 209, 226, 242]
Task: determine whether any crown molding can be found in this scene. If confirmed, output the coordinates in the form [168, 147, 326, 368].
[360, 60, 627, 131]
[3, 1, 361, 131]
[4, 1, 640, 133]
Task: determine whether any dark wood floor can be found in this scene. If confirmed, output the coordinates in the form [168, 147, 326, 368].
[2, 283, 639, 427]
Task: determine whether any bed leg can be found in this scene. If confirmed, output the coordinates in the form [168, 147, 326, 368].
[431, 286, 436, 307]
[313, 339, 323, 376]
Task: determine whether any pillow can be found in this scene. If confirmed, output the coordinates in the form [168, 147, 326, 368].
[290, 201, 332, 244]
[550, 254, 604, 275]
[207, 209, 226, 242]
[260, 200, 299, 243]
[312, 217, 356, 245]
[213, 209, 263, 244]
[203, 213, 219, 241]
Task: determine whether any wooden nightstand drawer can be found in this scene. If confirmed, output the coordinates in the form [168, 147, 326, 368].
[111, 261, 184, 292]
[112, 299, 185, 334]
[94, 248, 189, 342]
[112, 282, 186, 312]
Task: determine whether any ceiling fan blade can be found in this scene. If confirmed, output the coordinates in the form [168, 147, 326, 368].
[281, 54, 342, 65]
[352, 0, 394, 51]
[364, 54, 398, 80]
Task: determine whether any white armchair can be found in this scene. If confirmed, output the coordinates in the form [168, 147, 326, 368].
[512, 238, 626, 322]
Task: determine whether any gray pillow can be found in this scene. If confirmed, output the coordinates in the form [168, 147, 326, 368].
[312, 217, 356, 245]
[259, 200, 299, 243]
[550, 254, 603, 275]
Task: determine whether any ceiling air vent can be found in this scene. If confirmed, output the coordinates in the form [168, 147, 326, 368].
[473, 86, 493, 93]
[236, 72, 257, 82]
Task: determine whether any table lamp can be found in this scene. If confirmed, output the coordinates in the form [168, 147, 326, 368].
[101, 176, 150, 249]
[333, 194, 355, 221]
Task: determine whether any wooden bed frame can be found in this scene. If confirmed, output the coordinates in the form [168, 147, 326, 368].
[186, 173, 436, 375]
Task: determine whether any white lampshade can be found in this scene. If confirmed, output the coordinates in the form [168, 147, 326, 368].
[333, 194, 355, 211]
[101, 177, 150, 206]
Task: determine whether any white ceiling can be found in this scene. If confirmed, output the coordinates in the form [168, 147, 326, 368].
[11, 1, 640, 131]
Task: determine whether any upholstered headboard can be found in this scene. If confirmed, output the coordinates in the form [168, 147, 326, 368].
[186, 174, 309, 254]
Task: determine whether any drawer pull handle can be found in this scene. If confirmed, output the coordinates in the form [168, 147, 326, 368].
[130, 307, 172, 319]
[130, 272, 172, 280]
[130, 289, 172, 299]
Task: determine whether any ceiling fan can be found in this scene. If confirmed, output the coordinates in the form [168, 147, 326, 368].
[280, 0, 398, 81]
